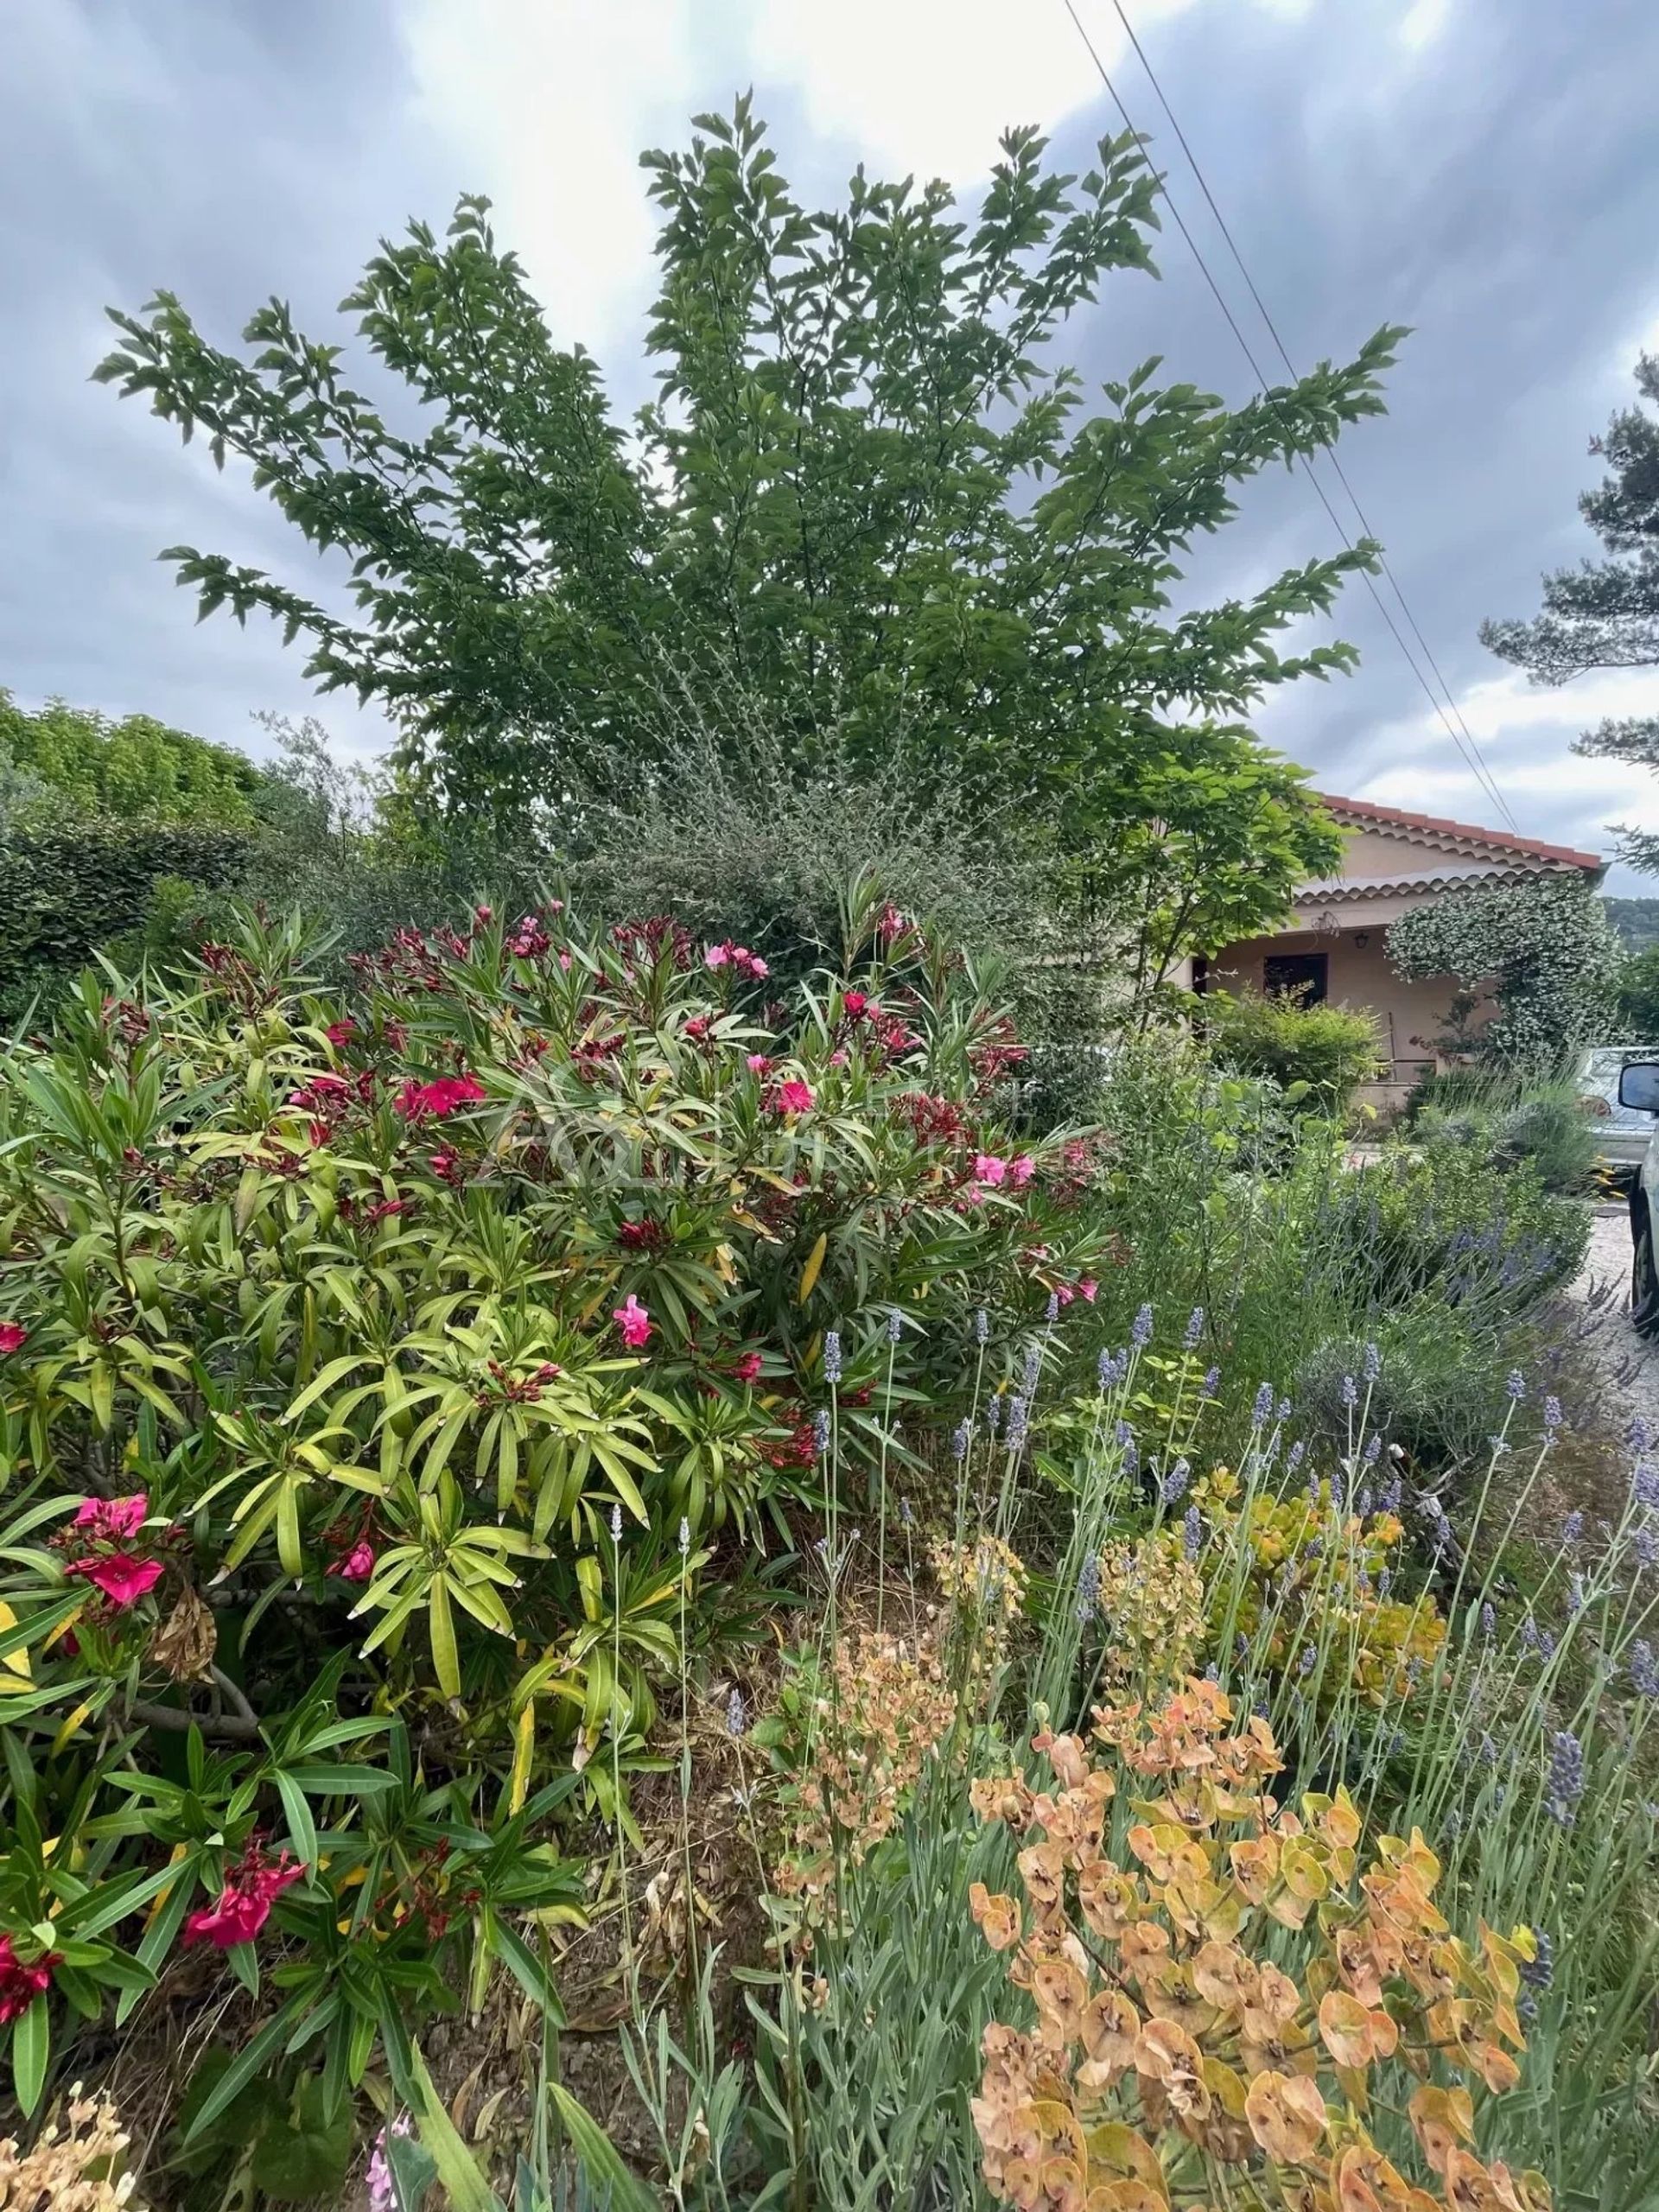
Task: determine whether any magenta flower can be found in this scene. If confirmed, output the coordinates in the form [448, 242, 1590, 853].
[1010, 1155, 1036, 1187]
[394, 1073, 487, 1121]
[774, 1079, 815, 1115]
[0, 1935, 57, 2024]
[1077, 1278, 1098, 1304]
[64, 1554, 164, 1609]
[183, 1850, 305, 1950]
[704, 944, 731, 969]
[973, 1154, 1008, 1185]
[73, 1493, 148, 1541]
[747, 1053, 772, 1074]
[730, 1351, 764, 1383]
[0, 1323, 29, 1356]
[329, 1540, 376, 1583]
[613, 1294, 652, 1350]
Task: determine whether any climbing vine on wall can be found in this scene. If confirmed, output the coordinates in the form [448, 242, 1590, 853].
[1388, 873, 1623, 1065]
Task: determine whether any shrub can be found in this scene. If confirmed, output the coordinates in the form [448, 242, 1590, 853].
[968, 1681, 1548, 2212]
[0, 884, 1119, 2123]
[1202, 987, 1382, 1110]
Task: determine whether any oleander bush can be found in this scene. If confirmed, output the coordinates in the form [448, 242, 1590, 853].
[0, 880, 1122, 2153]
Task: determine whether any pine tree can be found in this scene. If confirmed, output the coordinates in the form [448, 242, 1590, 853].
[1482, 354, 1659, 871]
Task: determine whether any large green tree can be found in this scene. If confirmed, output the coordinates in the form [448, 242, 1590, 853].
[1483, 353, 1659, 873]
[97, 103, 1403, 939]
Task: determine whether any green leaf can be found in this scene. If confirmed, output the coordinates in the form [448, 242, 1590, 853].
[10, 1993, 48, 2115]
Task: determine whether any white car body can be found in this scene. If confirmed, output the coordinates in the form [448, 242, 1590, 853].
[1578, 1044, 1659, 1176]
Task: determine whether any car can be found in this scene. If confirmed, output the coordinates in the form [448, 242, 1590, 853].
[1617, 1056, 1659, 1338]
[1577, 1044, 1659, 1182]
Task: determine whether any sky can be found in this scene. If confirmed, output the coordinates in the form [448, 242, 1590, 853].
[3, 0, 1656, 884]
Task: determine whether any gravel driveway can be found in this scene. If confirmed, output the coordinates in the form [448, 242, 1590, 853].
[1571, 1202, 1659, 1437]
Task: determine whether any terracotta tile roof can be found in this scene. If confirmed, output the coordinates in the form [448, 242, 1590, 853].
[1294, 867, 1540, 903]
[1316, 792, 1603, 873]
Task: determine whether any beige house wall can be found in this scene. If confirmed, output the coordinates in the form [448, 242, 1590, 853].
[1206, 925, 1482, 1111]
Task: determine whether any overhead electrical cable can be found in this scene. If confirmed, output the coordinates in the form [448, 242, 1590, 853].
[1061, 0, 1521, 831]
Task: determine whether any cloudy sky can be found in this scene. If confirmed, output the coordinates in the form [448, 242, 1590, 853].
[3, 0, 1656, 883]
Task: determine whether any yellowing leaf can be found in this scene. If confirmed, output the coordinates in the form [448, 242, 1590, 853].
[798, 1230, 828, 1306]
[510, 1700, 536, 1815]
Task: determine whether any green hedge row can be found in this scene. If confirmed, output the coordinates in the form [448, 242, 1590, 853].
[0, 820, 252, 1013]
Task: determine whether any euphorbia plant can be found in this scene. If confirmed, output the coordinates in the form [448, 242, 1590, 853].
[968, 1680, 1549, 2210]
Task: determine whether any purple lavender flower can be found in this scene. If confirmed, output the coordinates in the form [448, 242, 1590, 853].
[1543, 1395, 1563, 1433]
[1519, 1930, 1553, 1992]
[1122, 1438, 1141, 1481]
[727, 1687, 747, 1738]
[1298, 1643, 1316, 1676]
[1506, 1369, 1527, 1402]
[1076, 1550, 1101, 1625]
[1480, 1602, 1496, 1639]
[1636, 1522, 1659, 1572]
[1097, 1346, 1124, 1390]
[1380, 1473, 1402, 1515]
[813, 1408, 831, 1457]
[1045, 1292, 1060, 1324]
[1006, 1395, 1030, 1451]
[1630, 1417, 1656, 1453]
[1630, 1640, 1659, 1699]
[1363, 1342, 1382, 1382]
[1200, 1364, 1220, 1399]
[1545, 1730, 1585, 1826]
[823, 1331, 842, 1386]
[1339, 1374, 1359, 1410]
[1287, 1439, 1306, 1474]
[986, 1395, 1002, 1436]
[974, 1308, 989, 1346]
[1184, 1306, 1205, 1350]
[1632, 1460, 1659, 1514]
[1022, 1344, 1041, 1395]
[951, 1420, 971, 1463]
[1253, 1381, 1274, 1426]
[1162, 1457, 1191, 1505]
[1561, 1510, 1583, 1549]
[1363, 1433, 1382, 1465]
[1567, 1572, 1586, 1617]
[1357, 1487, 1374, 1518]
[1131, 1302, 1154, 1350]
[887, 1308, 904, 1344]
[1277, 1398, 1293, 1424]
[1183, 1504, 1202, 1560]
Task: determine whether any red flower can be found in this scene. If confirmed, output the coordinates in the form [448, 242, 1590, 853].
[842, 990, 868, 1018]
[325, 1018, 357, 1049]
[613, 1294, 652, 1350]
[774, 1079, 815, 1115]
[73, 1492, 148, 1541]
[0, 1323, 29, 1356]
[684, 1015, 713, 1042]
[429, 1150, 462, 1183]
[183, 1849, 305, 1951]
[0, 1935, 57, 2024]
[730, 1351, 764, 1384]
[395, 1073, 487, 1120]
[329, 1539, 375, 1583]
[65, 1554, 163, 1609]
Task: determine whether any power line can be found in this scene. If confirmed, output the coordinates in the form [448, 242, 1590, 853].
[1060, 0, 1521, 833]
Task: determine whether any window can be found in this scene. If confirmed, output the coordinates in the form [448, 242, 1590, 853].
[1262, 952, 1328, 1005]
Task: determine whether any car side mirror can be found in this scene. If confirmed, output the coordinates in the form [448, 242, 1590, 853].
[1618, 1061, 1659, 1113]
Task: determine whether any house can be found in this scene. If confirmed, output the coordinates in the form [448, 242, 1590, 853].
[1197, 795, 1606, 1110]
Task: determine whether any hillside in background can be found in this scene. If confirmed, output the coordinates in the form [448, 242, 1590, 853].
[1604, 897, 1659, 952]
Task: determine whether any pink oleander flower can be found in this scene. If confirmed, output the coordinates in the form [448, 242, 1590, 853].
[775, 1078, 815, 1115]
[394, 1073, 486, 1121]
[730, 1351, 764, 1383]
[704, 943, 731, 969]
[64, 1554, 164, 1608]
[0, 1935, 57, 2024]
[1077, 1278, 1098, 1303]
[1009, 1154, 1036, 1187]
[973, 1154, 1008, 1185]
[329, 1539, 375, 1582]
[183, 1848, 305, 1950]
[748, 956, 770, 978]
[747, 1053, 772, 1074]
[73, 1493, 148, 1541]
[843, 990, 868, 1018]
[474, 904, 493, 925]
[0, 1323, 25, 1356]
[613, 1294, 652, 1350]
[325, 1017, 357, 1049]
[429, 1149, 462, 1183]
